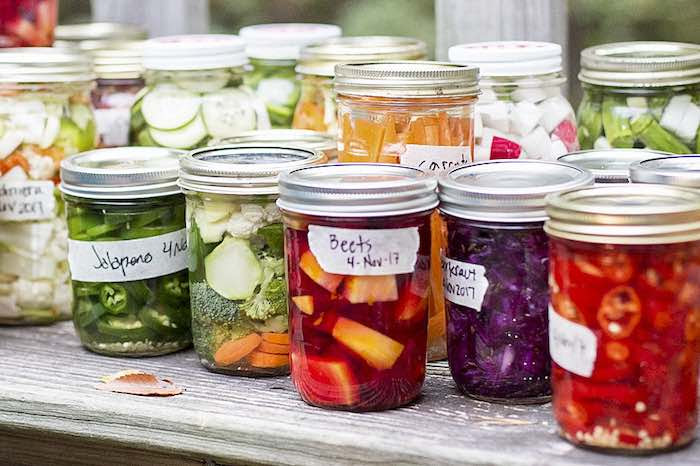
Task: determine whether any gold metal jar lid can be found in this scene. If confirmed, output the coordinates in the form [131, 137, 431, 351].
[296, 36, 427, 77]
[579, 41, 700, 87]
[545, 184, 700, 245]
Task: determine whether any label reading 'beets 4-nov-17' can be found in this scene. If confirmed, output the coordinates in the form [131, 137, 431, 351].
[441, 256, 489, 311]
[307, 225, 420, 276]
[548, 305, 598, 377]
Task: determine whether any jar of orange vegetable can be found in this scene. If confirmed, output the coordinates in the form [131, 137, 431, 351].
[335, 61, 479, 360]
[292, 36, 427, 134]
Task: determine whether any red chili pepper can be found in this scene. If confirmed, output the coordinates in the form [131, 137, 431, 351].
[597, 286, 642, 339]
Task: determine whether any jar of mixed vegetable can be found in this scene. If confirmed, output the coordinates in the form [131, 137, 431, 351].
[559, 149, 670, 184]
[630, 154, 700, 188]
[546, 184, 700, 453]
[210, 129, 337, 162]
[61, 147, 190, 356]
[240, 23, 341, 129]
[179, 145, 326, 376]
[292, 36, 427, 134]
[130, 34, 269, 150]
[577, 42, 700, 153]
[449, 41, 579, 160]
[0, 48, 96, 325]
[438, 160, 592, 403]
[0, 0, 57, 47]
[278, 163, 438, 411]
[335, 61, 478, 361]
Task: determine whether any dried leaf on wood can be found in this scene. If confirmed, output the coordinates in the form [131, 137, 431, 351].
[96, 369, 183, 396]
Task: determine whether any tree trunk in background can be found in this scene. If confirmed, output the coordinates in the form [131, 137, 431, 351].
[90, 0, 210, 37]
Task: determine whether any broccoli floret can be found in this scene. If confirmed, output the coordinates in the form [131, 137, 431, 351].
[239, 256, 287, 321]
[190, 281, 241, 324]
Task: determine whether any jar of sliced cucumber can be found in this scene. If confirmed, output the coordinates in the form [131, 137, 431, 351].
[179, 145, 326, 376]
[0, 48, 97, 325]
[578, 41, 700, 153]
[130, 34, 270, 150]
[61, 147, 191, 356]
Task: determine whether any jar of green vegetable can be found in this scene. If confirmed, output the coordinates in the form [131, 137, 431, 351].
[577, 41, 700, 153]
[60, 147, 190, 357]
[179, 145, 326, 376]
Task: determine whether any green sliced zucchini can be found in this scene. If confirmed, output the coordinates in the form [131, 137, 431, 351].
[205, 236, 262, 300]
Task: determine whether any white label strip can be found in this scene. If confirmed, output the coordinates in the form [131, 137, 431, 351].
[441, 256, 489, 311]
[307, 225, 419, 276]
[549, 305, 598, 378]
[67, 228, 188, 282]
[0, 181, 56, 221]
[400, 144, 469, 173]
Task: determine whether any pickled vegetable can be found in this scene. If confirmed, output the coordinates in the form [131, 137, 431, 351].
[0, 0, 56, 47]
[292, 75, 335, 134]
[245, 59, 300, 128]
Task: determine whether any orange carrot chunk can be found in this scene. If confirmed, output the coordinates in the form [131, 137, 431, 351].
[262, 332, 290, 345]
[214, 333, 262, 367]
[248, 351, 289, 368]
[258, 341, 290, 355]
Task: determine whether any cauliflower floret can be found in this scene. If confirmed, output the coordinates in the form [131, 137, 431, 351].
[25, 151, 55, 180]
[49, 219, 68, 259]
[227, 212, 257, 238]
[13, 278, 53, 308]
[264, 202, 281, 223]
[52, 282, 72, 317]
[240, 204, 265, 224]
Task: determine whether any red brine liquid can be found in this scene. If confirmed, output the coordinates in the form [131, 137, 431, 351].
[549, 238, 700, 452]
[0, 0, 57, 47]
[285, 212, 432, 411]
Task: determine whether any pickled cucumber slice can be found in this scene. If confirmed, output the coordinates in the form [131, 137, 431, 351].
[205, 237, 262, 300]
[141, 85, 201, 130]
[149, 114, 207, 149]
[201, 89, 257, 138]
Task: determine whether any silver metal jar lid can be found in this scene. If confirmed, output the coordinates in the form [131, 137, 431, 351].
[439, 160, 593, 222]
[630, 155, 700, 188]
[296, 36, 427, 77]
[54, 22, 148, 42]
[0, 48, 94, 83]
[558, 149, 671, 183]
[334, 61, 479, 98]
[179, 145, 326, 195]
[545, 184, 700, 245]
[579, 41, 700, 87]
[277, 163, 438, 217]
[209, 129, 335, 153]
[60, 147, 184, 200]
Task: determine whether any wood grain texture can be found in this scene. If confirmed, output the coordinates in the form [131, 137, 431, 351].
[0, 322, 698, 465]
[90, 0, 210, 37]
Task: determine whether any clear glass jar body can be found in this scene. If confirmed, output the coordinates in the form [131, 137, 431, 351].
[0, 0, 57, 47]
[245, 58, 300, 129]
[66, 194, 191, 356]
[577, 83, 700, 153]
[443, 216, 551, 403]
[130, 67, 269, 150]
[475, 73, 578, 161]
[0, 81, 97, 325]
[549, 237, 700, 453]
[92, 77, 144, 148]
[292, 74, 335, 134]
[283, 210, 432, 411]
[186, 190, 289, 376]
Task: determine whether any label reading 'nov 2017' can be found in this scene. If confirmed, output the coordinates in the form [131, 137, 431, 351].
[67, 228, 188, 282]
[549, 305, 598, 378]
[0, 181, 56, 221]
[441, 256, 489, 311]
[400, 144, 469, 173]
[307, 225, 420, 276]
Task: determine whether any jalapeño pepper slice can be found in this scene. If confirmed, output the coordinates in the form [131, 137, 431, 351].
[99, 283, 129, 314]
[96, 315, 154, 342]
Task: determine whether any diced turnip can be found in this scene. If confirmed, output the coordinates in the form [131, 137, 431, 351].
[550, 137, 568, 159]
[626, 97, 648, 108]
[538, 97, 571, 133]
[481, 127, 522, 160]
[660, 95, 694, 138]
[510, 101, 543, 136]
[520, 127, 552, 160]
[594, 136, 612, 150]
[474, 111, 483, 139]
[677, 103, 700, 141]
[479, 101, 510, 133]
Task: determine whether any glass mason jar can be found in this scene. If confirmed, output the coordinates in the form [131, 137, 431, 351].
[210, 129, 337, 162]
[130, 34, 270, 150]
[278, 164, 437, 411]
[578, 42, 700, 153]
[0, 48, 96, 325]
[292, 36, 427, 134]
[438, 160, 592, 403]
[449, 41, 579, 161]
[179, 145, 326, 376]
[0, 0, 57, 47]
[546, 184, 700, 453]
[336, 61, 478, 361]
[61, 147, 190, 356]
[559, 149, 670, 184]
[240, 23, 341, 129]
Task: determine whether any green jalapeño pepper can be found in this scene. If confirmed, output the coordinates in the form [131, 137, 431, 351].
[99, 283, 129, 314]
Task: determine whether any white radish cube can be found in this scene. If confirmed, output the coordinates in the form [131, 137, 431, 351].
[594, 136, 612, 150]
[510, 102, 543, 136]
[538, 97, 571, 133]
[520, 127, 552, 160]
[478, 88, 498, 104]
[677, 103, 700, 141]
[474, 111, 484, 139]
[660, 96, 690, 134]
[479, 101, 510, 133]
[550, 137, 568, 159]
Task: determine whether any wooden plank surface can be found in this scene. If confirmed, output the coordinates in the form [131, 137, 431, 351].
[0, 322, 698, 465]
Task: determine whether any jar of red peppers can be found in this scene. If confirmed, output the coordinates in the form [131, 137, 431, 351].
[336, 61, 479, 361]
[0, 0, 57, 47]
[438, 160, 592, 403]
[546, 184, 700, 453]
[558, 149, 670, 184]
[277, 163, 438, 411]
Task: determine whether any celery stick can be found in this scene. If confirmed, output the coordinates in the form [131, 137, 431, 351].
[648, 96, 669, 121]
[576, 94, 602, 149]
[602, 96, 635, 148]
[630, 114, 692, 154]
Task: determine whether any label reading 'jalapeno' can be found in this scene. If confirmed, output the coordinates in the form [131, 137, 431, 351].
[441, 256, 489, 310]
[0, 181, 56, 221]
[548, 305, 597, 377]
[400, 145, 469, 173]
[67, 228, 188, 282]
[307, 225, 420, 276]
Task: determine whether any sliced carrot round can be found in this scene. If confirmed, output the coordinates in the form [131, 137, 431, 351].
[259, 340, 290, 355]
[214, 333, 262, 366]
[262, 332, 289, 345]
[248, 351, 289, 368]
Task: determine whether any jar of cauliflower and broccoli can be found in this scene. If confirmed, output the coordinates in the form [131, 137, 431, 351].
[179, 145, 326, 376]
[0, 47, 97, 325]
